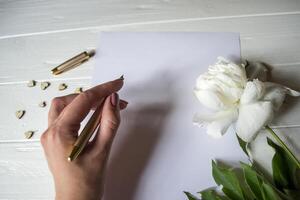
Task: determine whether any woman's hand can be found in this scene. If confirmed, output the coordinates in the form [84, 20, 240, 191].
[41, 77, 126, 200]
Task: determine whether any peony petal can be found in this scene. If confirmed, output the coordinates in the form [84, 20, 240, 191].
[194, 110, 238, 138]
[216, 57, 247, 82]
[194, 89, 227, 110]
[207, 111, 238, 138]
[196, 76, 244, 106]
[214, 73, 244, 89]
[195, 57, 248, 109]
[193, 110, 235, 124]
[236, 102, 273, 142]
[286, 87, 300, 96]
[240, 79, 265, 104]
[263, 82, 300, 111]
[195, 75, 220, 91]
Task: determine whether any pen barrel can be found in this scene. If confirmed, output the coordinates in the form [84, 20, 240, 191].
[52, 52, 90, 75]
[75, 106, 102, 147]
[68, 104, 103, 161]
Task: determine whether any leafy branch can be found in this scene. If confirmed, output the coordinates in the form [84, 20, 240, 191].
[185, 131, 300, 200]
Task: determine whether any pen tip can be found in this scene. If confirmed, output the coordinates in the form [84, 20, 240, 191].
[67, 157, 72, 162]
[119, 75, 124, 80]
[88, 49, 96, 57]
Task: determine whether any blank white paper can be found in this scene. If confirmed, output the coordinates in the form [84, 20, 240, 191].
[92, 32, 247, 200]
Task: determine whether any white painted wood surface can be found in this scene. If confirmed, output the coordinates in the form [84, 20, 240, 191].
[0, 1, 300, 199]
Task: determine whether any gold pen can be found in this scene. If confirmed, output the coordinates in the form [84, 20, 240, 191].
[68, 75, 124, 162]
[68, 101, 104, 162]
[51, 50, 96, 75]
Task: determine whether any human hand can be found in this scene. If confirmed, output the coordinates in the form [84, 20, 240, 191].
[41, 77, 127, 200]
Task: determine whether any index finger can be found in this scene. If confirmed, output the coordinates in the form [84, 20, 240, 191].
[59, 77, 124, 126]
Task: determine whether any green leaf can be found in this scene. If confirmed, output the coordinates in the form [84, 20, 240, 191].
[241, 162, 263, 200]
[200, 190, 229, 200]
[261, 182, 281, 200]
[295, 169, 300, 189]
[272, 148, 290, 188]
[267, 138, 299, 190]
[212, 160, 245, 200]
[184, 191, 200, 200]
[237, 134, 249, 156]
[283, 189, 300, 199]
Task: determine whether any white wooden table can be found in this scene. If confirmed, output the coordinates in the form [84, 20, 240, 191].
[0, 1, 300, 199]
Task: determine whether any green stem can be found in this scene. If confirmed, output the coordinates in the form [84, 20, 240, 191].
[265, 125, 300, 168]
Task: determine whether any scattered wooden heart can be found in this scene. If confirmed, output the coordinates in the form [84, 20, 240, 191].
[27, 80, 36, 87]
[24, 131, 34, 139]
[58, 83, 68, 91]
[39, 101, 47, 107]
[74, 87, 83, 93]
[15, 110, 25, 119]
[41, 81, 50, 90]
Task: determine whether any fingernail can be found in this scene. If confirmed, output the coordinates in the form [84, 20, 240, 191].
[111, 93, 119, 107]
[114, 75, 124, 82]
[120, 99, 128, 105]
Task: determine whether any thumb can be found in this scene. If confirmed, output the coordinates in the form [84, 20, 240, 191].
[92, 93, 121, 158]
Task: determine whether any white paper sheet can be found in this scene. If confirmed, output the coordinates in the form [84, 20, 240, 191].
[92, 32, 247, 200]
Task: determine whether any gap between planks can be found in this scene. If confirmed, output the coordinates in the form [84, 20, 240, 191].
[0, 76, 91, 86]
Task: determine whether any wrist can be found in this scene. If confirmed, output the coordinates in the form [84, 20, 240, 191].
[55, 182, 103, 200]
[55, 190, 102, 200]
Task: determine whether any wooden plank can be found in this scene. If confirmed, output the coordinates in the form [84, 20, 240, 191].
[0, 31, 97, 83]
[0, 141, 54, 199]
[0, 14, 300, 83]
[0, 0, 300, 37]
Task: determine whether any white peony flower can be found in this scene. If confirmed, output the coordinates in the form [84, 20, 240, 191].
[193, 57, 300, 142]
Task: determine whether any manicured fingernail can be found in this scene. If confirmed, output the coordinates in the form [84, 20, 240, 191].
[111, 93, 119, 107]
[120, 99, 128, 105]
[114, 75, 124, 82]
